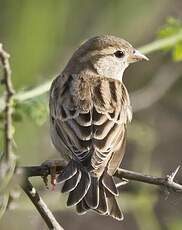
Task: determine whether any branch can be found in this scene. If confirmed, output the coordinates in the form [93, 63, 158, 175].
[0, 31, 182, 111]
[116, 166, 182, 192]
[21, 179, 63, 230]
[0, 43, 15, 161]
[0, 43, 16, 219]
[19, 163, 182, 193]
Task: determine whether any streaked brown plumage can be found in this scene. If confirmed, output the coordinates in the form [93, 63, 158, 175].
[49, 35, 148, 220]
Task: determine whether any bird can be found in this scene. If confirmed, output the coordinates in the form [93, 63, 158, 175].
[49, 35, 148, 220]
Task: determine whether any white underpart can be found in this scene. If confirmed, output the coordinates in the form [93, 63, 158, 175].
[94, 55, 129, 81]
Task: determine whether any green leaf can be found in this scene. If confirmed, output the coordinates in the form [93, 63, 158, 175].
[173, 42, 182, 61]
[19, 97, 48, 126]
[157, 17, 182, 61]
[28, 102, 48, 126]
[158, 17, 182, 39]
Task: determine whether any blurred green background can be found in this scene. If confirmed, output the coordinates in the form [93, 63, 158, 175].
[0, 0, 182, 229]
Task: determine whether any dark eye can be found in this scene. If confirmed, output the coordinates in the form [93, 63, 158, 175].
[114, 50, 125, 58]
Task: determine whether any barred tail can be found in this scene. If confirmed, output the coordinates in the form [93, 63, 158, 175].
[57, 160, 123, 220]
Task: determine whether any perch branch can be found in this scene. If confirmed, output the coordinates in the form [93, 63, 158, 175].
[1, 30, 182, 110]
[21, 179, 63, 230]
[19, 163, 182, 193]
[0, 43, 15, 161]
[116, 166, 182, 192]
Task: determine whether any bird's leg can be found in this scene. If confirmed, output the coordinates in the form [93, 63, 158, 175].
[41, 160, 64, 191]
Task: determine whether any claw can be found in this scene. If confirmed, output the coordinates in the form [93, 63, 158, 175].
[50, 166, 57, 191]
[42, 174, 49, 189]
[41, 160, 64, 191]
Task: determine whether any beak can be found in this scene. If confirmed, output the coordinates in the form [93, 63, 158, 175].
[128, 49, 149, 63]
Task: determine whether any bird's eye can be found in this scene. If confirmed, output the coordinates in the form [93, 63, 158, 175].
[114, 50, 125, 58]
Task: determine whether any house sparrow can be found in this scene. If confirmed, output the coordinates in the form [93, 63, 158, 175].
[49, 35, 148, 220]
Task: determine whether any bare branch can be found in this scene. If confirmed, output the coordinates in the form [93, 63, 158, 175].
[0, 44, 16, 218]
[21, 179, 64, 230]
[0, 43, 15, 161]
[116, 167, 182, 192]
[19, 162, 182, 193]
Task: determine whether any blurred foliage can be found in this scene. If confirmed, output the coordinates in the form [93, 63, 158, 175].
[158, 18, 182, 39]
[0, 194, 9, 219]
[15, 97, 49, 126]
[168, 219, 182, 230]
[158, 17, 182, 61]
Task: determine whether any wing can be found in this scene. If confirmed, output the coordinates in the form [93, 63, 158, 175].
[49, 73, 132, 174]
[90, 78, 131, 175]
[49, 73, 93, 161]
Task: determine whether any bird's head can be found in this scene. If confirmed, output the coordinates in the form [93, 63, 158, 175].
[64, 35, 148, 81]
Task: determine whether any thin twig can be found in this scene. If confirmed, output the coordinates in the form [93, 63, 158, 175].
[0, 30, 182, 110]
[21, 179, 64, 230]
[19, 163, 182, 193]
[116, 167, 182, 192]
[0, 43, 15, 161]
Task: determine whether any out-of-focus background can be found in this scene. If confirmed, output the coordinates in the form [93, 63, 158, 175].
[0, 0, 182, 230]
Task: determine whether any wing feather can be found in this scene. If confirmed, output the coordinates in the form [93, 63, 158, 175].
[50, 73, 132, 173]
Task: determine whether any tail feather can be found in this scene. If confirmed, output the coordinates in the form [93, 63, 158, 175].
[94, 180, 107, 214]
[57, 160, 77, 183]
[105, 189, 123, 221]
[67, 169, 91, 206]
[84, 176, 99, 208]
[58, 160, 123, 221]
[76, 199, 89, 214]
[102, 171, 118, 196]
[62, 170, 81, 193]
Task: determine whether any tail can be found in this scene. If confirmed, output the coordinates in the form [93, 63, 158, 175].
[57, 160, 123, 220]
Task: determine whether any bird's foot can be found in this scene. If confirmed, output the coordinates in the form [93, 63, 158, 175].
[41, 160, 64, 191]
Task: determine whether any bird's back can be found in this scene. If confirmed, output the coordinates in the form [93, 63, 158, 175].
[50, 73, 131, 172]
